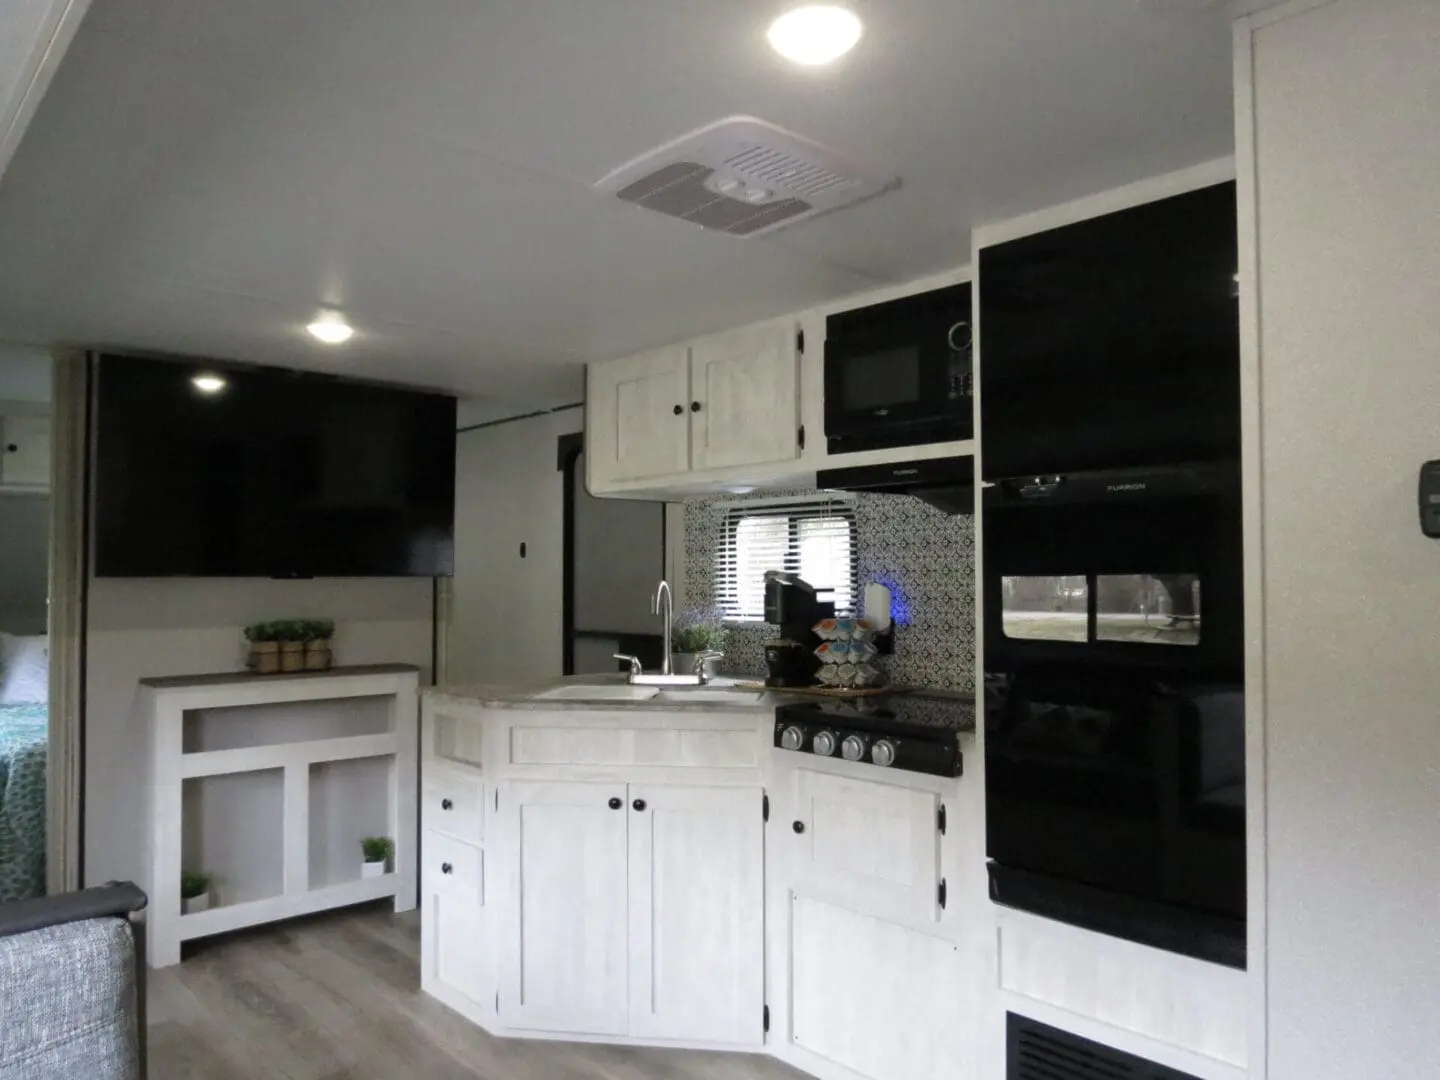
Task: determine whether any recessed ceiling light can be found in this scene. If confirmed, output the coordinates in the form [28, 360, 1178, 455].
[767, 5, 863, 67]
[307, 315, 354, 345]
[191, 373, 227, 394]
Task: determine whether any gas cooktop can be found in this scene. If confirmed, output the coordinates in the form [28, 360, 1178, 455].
[773, 692, 974, 776]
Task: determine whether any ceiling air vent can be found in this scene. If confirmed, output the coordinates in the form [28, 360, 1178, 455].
[596, 116, 899, 237]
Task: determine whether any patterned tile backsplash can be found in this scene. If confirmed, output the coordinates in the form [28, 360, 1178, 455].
[683, 489, 976, 693]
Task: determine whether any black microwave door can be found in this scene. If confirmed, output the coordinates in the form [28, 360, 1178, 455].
[824, 335, 938, 435]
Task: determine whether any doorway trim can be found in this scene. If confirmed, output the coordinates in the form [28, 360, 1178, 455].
[45, 348, 85, 893]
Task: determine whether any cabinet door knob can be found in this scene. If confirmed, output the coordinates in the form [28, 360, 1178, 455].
[4, 444, 15, 453]
[672, 404, 683, 416]
[608, 797, 623, 810]
[793, 821, 806, 834]
[690, 401, 702, 413]
[441, 862, 453, 875]
[440, 798, 453, 811]
[632, 798, 647, 812]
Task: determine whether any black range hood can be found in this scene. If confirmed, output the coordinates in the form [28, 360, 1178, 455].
[817, 455, 975, 515]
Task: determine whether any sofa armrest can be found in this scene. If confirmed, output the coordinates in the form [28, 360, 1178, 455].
[0, 882, 147, 940]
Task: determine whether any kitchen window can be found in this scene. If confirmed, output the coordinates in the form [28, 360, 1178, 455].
[715, 497, 859, 621]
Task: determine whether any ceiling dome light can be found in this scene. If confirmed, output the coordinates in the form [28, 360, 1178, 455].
[191, 373, 227, 394]
[767, 5, 863, 66]
[307, 315, 354, 345]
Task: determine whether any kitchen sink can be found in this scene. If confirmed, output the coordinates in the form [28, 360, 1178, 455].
[534, 684, 660, 702]
[650, 689, 766, 706]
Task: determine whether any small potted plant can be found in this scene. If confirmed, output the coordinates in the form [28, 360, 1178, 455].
[360, 836, 394, 878]
[181, 870, 213, 915]
[243, 621, 280, 674]
[303, 619, 335, 671]
[671, 614, 729, 679]
[275, 620, 307, 673]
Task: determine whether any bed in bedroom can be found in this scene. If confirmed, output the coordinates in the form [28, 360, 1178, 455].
[0, 633, 48, 903]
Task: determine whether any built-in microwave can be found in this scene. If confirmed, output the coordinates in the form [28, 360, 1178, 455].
[823, 283, 973, 455]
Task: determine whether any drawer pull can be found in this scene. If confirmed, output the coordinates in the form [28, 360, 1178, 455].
[608, 797, 623, 810]
[441, 798, 454, 811]
[793, 821, 806, 834]
[441, 862, 453, 875]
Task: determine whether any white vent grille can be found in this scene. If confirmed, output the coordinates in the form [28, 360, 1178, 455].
[597, 116, 898, 237]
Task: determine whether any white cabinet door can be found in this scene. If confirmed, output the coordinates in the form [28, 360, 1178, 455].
[0, 415, 49, 486]
[628, 784, 765, 1045]
[498, 781, 630, 1035]
[587, 346, 690, 486]
[792, 770, 943, 923]
[422, 890, 488, 1005]
[689, 321, 799, 472]
[790, 895, 961, 1080]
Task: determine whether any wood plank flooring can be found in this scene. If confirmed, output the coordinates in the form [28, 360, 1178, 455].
[148, 903, 809, 1080]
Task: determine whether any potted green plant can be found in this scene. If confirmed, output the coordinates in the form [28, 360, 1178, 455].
[181, 870, 213, 915]
[274, 619, 307, 673]
[243, 622, 280, 674]
[360, 836, 394, 879]
[671, 615, 729, 679]
[302, 619, 335, 671]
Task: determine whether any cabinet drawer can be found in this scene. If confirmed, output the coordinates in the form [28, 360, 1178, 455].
[424, 831, 483, 902]
[424, 770, 484, 843]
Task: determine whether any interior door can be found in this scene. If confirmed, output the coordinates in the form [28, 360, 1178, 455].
[628, 784, 765, 1045]
[499, 781, 630, 1035]
[689, 321, 799, 472]
[587, 346, 690, 485]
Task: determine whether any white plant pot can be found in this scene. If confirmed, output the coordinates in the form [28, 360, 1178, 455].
[182, 892, 211, 915]
[361, 859, 387, 879]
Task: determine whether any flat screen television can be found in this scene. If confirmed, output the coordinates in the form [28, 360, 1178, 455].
[94, 354, 456, 577]
[979, 182, 1240, 481]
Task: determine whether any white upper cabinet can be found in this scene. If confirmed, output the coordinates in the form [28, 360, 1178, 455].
[587, 320, 799, 495]
[689, 322, 799, 472]
[0, 414, 49, 487]
[587, 345, 691, 487]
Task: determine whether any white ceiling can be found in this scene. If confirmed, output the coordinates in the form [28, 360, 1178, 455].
[0, 0, 1234, 412]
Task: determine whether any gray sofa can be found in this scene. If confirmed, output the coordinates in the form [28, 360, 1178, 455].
[0, 883, 147, 1080]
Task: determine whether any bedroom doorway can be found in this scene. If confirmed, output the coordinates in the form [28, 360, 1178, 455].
[0, 344, 55, 901]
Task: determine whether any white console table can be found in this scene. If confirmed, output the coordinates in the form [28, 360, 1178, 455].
[142, 664, 419, 968]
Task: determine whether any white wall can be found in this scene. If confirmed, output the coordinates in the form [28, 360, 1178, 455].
[448, 407, 581, 685]
[85, 577, 432, 888]
[1241, 1, 1440, 1076]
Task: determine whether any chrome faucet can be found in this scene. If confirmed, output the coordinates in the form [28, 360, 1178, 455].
[652, 579, 674, 675]
[612, 578, 711, 687]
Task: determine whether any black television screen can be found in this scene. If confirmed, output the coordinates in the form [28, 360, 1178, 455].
[94, 354, 456, 577]
[979, 182, 1240, 480]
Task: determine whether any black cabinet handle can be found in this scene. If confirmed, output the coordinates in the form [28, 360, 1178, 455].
[608, 797, 623, 810]
[440, 798, 453, 811]
[4, 444, 15, 453]
[672, 404, 683, 415]
[938, 878, 947, 909]
[632, 798, 647, 812]
[690, 401, 702, 413]
[793, 821, 806, 834]
[441, 863, 453, 875]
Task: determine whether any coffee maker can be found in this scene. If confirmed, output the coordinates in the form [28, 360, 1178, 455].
[763, 572, 835, 688]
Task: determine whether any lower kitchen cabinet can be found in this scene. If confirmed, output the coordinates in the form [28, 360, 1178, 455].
[629, 784, 765, 1044]
[496, 778, 766, 1044]
[423, 890, 487, 1005]
[790, 895, 961, 1080]
[498, 781, 631, 1036]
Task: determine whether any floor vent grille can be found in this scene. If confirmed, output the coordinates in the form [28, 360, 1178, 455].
[1008, 1015, 1200, 1080]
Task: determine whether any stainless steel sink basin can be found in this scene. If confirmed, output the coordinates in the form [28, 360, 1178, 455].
[650, 689, 766, 706]
[535, 684, 660, 702]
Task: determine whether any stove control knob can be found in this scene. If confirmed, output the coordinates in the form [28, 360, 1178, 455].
[841, 734, 866, 761]
[871, 739, 897, 768]
[780, 725, 805, 751]
[811, 730, 837, 757]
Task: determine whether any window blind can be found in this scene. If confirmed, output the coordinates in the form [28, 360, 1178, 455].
[714, 495, 859, 621]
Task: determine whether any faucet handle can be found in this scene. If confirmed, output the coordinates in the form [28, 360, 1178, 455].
[694, 650, 725, 684]
[613, 654, 643, 678]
